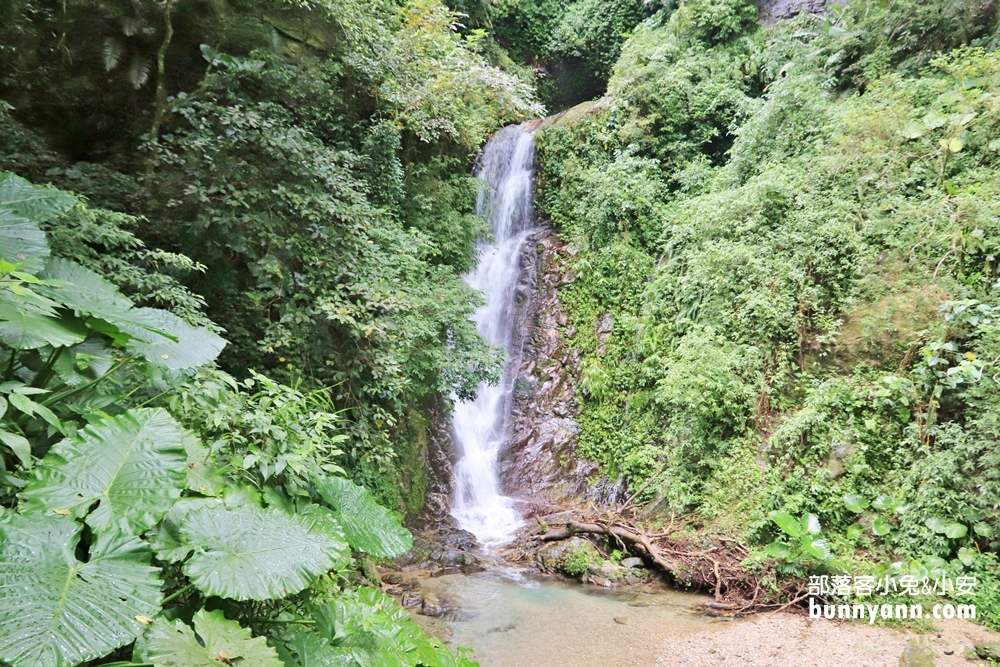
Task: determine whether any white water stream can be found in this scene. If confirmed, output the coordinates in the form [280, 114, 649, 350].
[450, 125, 535, 545]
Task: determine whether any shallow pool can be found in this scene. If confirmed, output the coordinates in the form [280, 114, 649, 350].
[413, 569, 727, 667]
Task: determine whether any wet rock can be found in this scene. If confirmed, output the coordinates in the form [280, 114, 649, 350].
[497, 228, 619, 511]
[760, 0, 827, 25]
[900, 637, 935, 666]
[419, 592, 453, 617]
[430, 566, 463, 577]
[402, 593, 422, 609]
[382, 573, 404, 586]
[621, 557, 643, 569]
[581, 559, 653, 587]
[429, 548, 465, 567]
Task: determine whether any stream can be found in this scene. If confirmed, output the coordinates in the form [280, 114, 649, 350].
[414, 568, 719, 667]
[428, 125, 721, 665]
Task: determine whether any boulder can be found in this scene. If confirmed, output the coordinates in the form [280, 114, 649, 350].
[975, 642, 1000, 660]
[419, 592, 452, 617]
[899, 637, 935, 667]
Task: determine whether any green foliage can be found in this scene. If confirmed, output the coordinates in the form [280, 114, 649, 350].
[317, 476, 414, 558]
[535, 0, 1000, 603]
[672, 0, 759, 46]
[765, 511, 834, 563]
[159, 500, 350, 601]
[0, 0, 543, 514]
[144, 609, 282, 667]
[0, 178, 473, 666]
[275, 587, 477, 667]
[491, 0, 651, 108]
[21, 408, 188, 533]
[560, 541, 602, 577]
[0, 512, 162, 667]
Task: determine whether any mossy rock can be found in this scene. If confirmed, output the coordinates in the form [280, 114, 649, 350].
[537, 537, 601, 577]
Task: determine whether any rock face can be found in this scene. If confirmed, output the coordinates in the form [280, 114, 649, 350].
[759, 0, 828, 25]
[499, 228, 621, 515]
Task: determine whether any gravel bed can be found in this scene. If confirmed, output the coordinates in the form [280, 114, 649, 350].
[657, 614, 1000, 666]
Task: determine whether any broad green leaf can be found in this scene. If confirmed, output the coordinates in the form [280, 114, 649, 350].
[843, 493, 869, 513]
[0, 173, 77, 224]
[926, 516, 950, 534]
[21, 408, 188, 533]
[38, 257, 135, 323]
[957, 547, 978, 567]
[276, 627, 354, 667]
[764, 541, 791, 559]
[846, 524, 863, 540]
[948, 137, 964, 153]
[0, 210, 49, 272]
[872, 495, 893, 510]
[871, 516, 891, 536]
[145, 609, 282, 667]
[183, 435, 225, 497]
[0, 512, 161, 667]
[923, 110, 947, 129]
[974, 522, 993, 537]
[317, 476, 413, 558]
[901, 121, 926, 139]
[178, 501, 350, 600]
[303, 588, 460, 667]
[0, 429, 31, 467]
[768, 510, 801, 538]
[0, 303, 87, 350]
[944, 522, 968, 539]
[122, 307, 226, 371]
[801, 513, 822, 536]
[148, 498, 209, 564]
[800, 536, 831, 561]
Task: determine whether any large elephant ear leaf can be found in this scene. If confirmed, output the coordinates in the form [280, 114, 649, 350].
[123, 307, 226, 372]
[0, 302, 87, 350]
[0, 172, 77, 224]
[0, 172, 75, 272]
[177, 501, 350, 600]
[0, 512, 162, 667]
[144, 609, 282, 667]
[20, 408, 189, 534]
[317, 476, 412, 558]
[38, 257, 139, 327]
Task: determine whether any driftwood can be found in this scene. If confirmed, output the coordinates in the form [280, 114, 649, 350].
[509, 509, 807, 615]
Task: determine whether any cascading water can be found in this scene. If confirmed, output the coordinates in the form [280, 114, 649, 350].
[450, 125, 535, 546]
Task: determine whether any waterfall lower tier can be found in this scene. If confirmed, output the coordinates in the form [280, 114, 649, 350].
[449, 125, 535, 545]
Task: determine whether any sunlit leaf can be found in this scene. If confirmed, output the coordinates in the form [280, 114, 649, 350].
[768, 510, 801, 538]
[144, 609, 282, 667]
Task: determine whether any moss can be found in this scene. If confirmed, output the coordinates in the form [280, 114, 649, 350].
[561, 542, 602, 577]
[399, 408, 431, 520]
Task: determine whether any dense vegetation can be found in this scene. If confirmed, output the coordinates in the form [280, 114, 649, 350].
[0, 0, 541, 664]
[535, 0, 1000, 626]
[6, 0, 1000, 661]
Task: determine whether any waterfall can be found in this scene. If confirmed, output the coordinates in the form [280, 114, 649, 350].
[450, 125, 535, 545]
